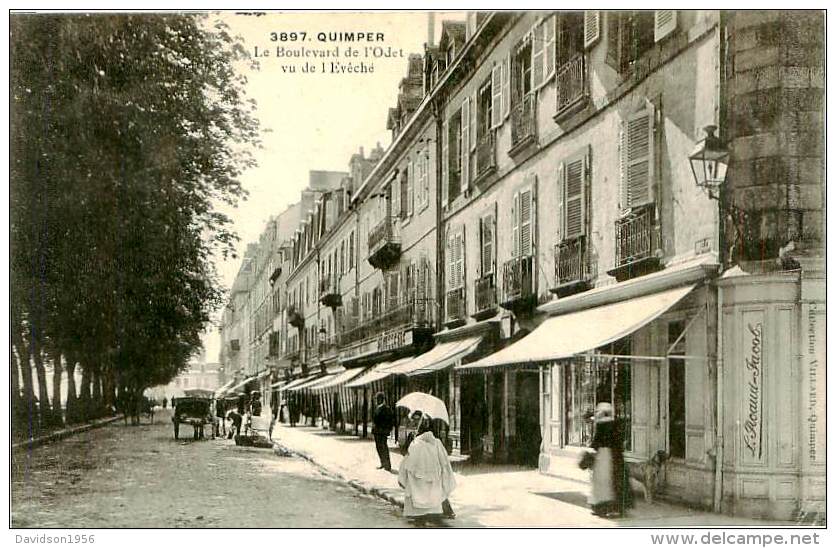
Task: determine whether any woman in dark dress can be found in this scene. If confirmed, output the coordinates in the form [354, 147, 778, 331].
[589, 402, 632, 517]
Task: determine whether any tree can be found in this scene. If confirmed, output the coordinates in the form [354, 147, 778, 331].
[10, 13, 259, 433]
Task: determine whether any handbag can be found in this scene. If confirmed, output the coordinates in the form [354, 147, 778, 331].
[578, 450, 596, 470]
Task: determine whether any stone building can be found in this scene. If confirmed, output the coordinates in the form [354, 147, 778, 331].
[222, 11, 823, 521]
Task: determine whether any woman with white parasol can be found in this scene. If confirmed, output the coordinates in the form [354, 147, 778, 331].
[396, 392, 457, 523]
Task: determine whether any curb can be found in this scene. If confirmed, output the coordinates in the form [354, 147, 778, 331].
[12, 415, 124, 451]
[272, 440, 405, 509]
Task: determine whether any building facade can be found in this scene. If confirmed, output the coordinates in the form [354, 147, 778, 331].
[219, 11, 824, 521]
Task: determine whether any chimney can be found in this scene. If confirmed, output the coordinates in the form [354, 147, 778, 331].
[427, 13, 436, 47]
[359, 146, 364, 158]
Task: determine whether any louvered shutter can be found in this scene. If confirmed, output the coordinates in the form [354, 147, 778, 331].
[502, 53, 511, 119]
[519, 188, 533, 256]
[512, 192, 520, 258]
[481, 214, 495, 275]
[446, 232, 455, 289]
[532, 23, 545, 89]
[491, 63, 502, 128]
[407, 161, 415, 216]
[564, 152, 586, 239]
[392, 175, 401, 221]
[544, 15, 556, 81]
[621, 105, 655, 209]
[459, 228, 466, 290]
[584, 11, 601, 49]
[387, 272, 400, 310]
[654, 10, 677, 42]
[461, 98, 470, 193]
[470, 90, 478, 153]
[441, 120, 449, 208]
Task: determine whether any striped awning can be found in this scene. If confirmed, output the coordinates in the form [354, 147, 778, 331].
[280, 374, 321, 391]
[313, 368, 367, 392]
[399, 336, 482, 376]
[344, 356, 412, 388]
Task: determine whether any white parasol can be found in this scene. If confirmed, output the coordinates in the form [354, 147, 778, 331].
[395, 391, 449, 424]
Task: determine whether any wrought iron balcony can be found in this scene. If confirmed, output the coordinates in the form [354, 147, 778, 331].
[500, 255, 536, 311]
[607, 204, 663, 282]
[367, 216, 401, 269]
[473, 273, 498, 320]
[445, 287, 466, 328]
[287, 306, 305, 329]
[319, 274, 342, 308]
[551, 235, 594, 297]
[510, 92, 537, 151]
[474, 132, 497, 181]
[556, 54, 587, 117]
[339, 297, 435, 348]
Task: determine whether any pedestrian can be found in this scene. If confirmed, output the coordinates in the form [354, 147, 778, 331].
[288, 393, 297, 427]
[162, 397, 168, 409]
[215, 398, 227, 437]
[397, 411, 457, 524]
[227, 410, 242, 440]
[588, 402, 631, 517]
[371, 392, 394, 471]
[268, 398, 279, 441]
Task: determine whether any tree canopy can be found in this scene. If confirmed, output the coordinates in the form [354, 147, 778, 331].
[10, 13, 259, 420]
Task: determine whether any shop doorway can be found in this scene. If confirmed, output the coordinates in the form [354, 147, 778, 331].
[515, 370, 541, 467]
[460, 373, 486, 460]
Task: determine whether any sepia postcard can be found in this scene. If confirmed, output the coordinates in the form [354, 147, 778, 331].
[9, 8, 826, 536]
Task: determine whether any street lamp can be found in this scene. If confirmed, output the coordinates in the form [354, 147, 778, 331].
[689, 125, 729, 200]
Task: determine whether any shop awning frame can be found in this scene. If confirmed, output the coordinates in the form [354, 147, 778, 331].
[458, 284, 699, 372]
[395, 336, 482, 376]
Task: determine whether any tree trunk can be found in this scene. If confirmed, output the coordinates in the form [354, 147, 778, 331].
[12, 330, 39, 436]
[79, 362, 92, 422]
[65, 357, 79, 424]
[103, 367, 116, 415]
[91, 369, 103, 418]
[11, 345, 25, 431]
[50, 350, 64, 426]
[31, 342, 52, 427]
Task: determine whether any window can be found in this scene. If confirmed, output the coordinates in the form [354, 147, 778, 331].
[620, 104, 655, 211]
[446, 110, 463, 203]
[560, 148, 589, 240]
[340, 240, 346, 276]
[348, 231, 355, 270]
[512, 185, 534, 257]
[513, 36, 533, 102]
[386, 271, 400, 310]
[478, 80, 493, 138]
[415, 152, 429, 210]
[407, 160, 415, 216]
[557, 11, 585, 68]
[668, 320, 686, 459]
[392, 175, 401, 220]
[532, 14, 556, 89]
[606, 11, 655, 74]
[399, 169, 408, 219]
[479, 214, 495, 276]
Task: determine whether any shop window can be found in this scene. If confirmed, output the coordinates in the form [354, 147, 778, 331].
[668, 320, 686, 459]
[563, 341, 632, 449]
[606, 11, 655, 74]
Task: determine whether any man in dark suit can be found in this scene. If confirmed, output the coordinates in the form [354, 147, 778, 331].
[372, 392, 394, 471]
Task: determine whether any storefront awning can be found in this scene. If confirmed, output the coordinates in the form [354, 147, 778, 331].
[313, 368, 367, 392]
[270, 380, 288, 389]
[344, 357, 411, 388]
[393, 336, 482, 376]
[280, 374, 321, 392]
[214, 379, 237, 397]
[458, 284, 696, 371]
[226, 374, 258, 394]
[289, 372, 339, 392]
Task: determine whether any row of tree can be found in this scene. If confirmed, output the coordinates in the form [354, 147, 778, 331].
[10, 14, 259, 436]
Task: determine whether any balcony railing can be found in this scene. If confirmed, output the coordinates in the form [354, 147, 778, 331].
[340, 297, 435, 348]
[474, 131, 497, 180]
[608, 204, 662, 282]
[510, 92, 536, 150]
[556, 54, 587, 116]
[367, 217, 402, 269]
[552, 236, 594, 297]
[282, 348, 301, 364]
[319, 274, 342, 307]
[319, 334, 339, 357]
[473, 273, 498, 319]
[501, 255, 535, 310]
[445, 287, 466, 327]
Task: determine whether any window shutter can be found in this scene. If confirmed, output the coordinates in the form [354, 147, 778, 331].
[531, 23, 545, 90]
[512, 191, 520, 258]
[621, 104, 655, 209]
[407, 161, 414, 216]
[544, 15, 556, 81]
[387, 272, 400, 309]
[520, 187, 533, 256]
[502, 53, 511, 119]
[461, 98, 470, 193]
[654, 10, 677, 42]
[470, 90, 478, 153]
[584, 11, 601, 49]
[446, 232, 454, 289]
[491, 63, 502, 128]
[441, 120, 449, 208]
[564, 152, 586, 239]
[455, 230, 465, 290]
[392, 175, 401, 220]
[481, 214, 495, 276]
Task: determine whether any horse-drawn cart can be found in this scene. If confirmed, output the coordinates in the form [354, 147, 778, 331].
[171, 396, 214, 440]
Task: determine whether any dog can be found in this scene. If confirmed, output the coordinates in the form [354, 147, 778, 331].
[627, 450, 669, 503]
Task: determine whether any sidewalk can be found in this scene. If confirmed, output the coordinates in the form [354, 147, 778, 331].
[12, 415, 124, 451]
[269, 423, 787, 527]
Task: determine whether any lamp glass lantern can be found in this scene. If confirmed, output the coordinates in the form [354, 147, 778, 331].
[689, 125, 729, 194]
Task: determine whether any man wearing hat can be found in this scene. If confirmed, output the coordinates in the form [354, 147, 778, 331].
[371, 392, 394, 471]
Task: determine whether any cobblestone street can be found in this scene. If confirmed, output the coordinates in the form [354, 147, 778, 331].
[11, 410, 409, 528]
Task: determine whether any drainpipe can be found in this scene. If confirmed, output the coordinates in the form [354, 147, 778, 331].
[713, 280, 724, 513]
